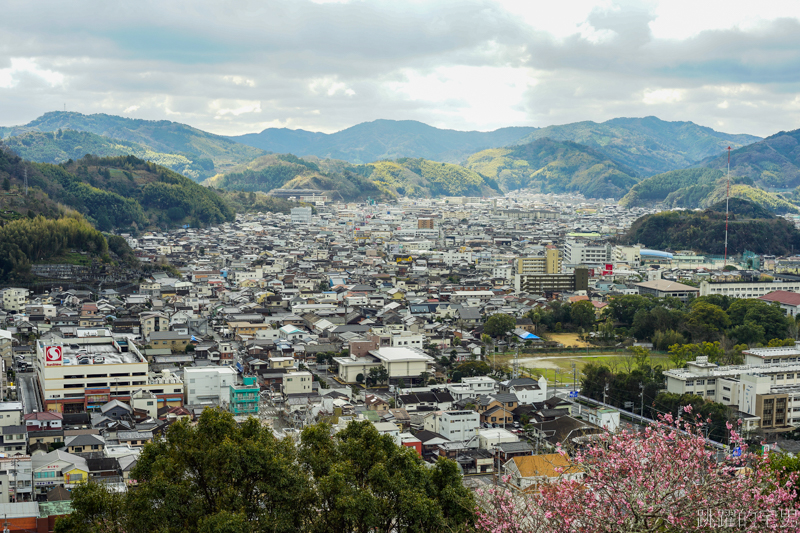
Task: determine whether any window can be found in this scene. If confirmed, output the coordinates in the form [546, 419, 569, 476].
[686, 381, 694, 387]
[707, 379, 716, 385]
[723, 386, 731, 392]
[723, 396, 731, 402]
[707, 390, 715, 396]
[696, 380, 705, 385]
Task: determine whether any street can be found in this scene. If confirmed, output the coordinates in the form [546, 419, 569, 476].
[18, 373, 41, 414]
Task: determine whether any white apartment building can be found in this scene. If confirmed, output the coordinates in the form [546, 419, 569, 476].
[0, 402, 23, 427]
[612, 245, 641, 267]
[184, 366, 238, 406]
[492, 265, 513, 281]
[0, 288, 28, 312]
[700, 280, 800, 299]
[0, 455, 32, 503]
[450, 291, 494, 307]
[424, 410, 480, 442]
[282, 371, 313, 395]
[563, 241, 611, 267]
[390, 332, 424, 349]
[290, 207, 313, 225]
[443, 250, 473, 266]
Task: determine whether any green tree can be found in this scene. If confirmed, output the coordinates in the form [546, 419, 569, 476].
[484, 313, 516, 338]
[367, 365, 389, 387]
[686, 302, 730, 342]
[1, 177, 9, 191]
[298, 421, 474, 533]
[570, 300, 595, 330]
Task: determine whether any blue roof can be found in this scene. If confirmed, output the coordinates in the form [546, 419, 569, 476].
[640, 249, 673, 259]
[515, 331, 540, 340]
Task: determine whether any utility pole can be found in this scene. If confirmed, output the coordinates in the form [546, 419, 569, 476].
[639, 383, 644, 422]
[603, 382, 608, 406]
[572, 362, 576, 394]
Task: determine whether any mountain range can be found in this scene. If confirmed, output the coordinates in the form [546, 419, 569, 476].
[0, 112, 265, 180]
[2, 110, 793, 208]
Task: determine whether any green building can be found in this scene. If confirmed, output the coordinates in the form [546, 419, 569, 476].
[229, 376, 259, 415]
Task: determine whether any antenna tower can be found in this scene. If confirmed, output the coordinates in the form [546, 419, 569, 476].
[723, 146, 731, 266]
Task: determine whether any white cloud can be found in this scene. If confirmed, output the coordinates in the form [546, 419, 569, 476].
[0, 58, 64, 89]
[1, 1, 800, 137]
[209, 99, 262, 117]
[223, 75, 255, 88]
[642, 88, 683, 105]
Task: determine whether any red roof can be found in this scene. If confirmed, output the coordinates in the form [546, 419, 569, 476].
[759, 290, 800, 307]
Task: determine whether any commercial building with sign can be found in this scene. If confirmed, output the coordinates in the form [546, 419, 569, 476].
[35, 332, 184, 413]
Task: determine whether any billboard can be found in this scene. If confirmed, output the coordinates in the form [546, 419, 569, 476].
[45, 345, 62, 366]
[602, 263, 613, 276]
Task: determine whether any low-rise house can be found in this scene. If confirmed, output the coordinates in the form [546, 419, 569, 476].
[503, 453, 583, 491]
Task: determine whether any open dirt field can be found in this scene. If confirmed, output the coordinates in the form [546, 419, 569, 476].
[547, 333, 591, 347]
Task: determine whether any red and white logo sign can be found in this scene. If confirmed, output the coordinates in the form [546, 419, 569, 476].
[45, 346, 62, 366]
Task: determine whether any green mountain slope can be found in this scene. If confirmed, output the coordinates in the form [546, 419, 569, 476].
[204, 155, 500, 200]
[0, 148, 234, 232]
[616, 199, 800, 255]
[2, 130, 211, 179]
[620, 167, 799, 214]
[202, 154, 387, 201]
[697, 128, 800, 189]
[465, 138, 639, 198]
[228, 119, 537, 164]
[0, 112, 266, 180]
[513, 116, 759, 177]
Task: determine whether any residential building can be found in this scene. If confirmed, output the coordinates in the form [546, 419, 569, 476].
[282, 371, 313, 395]
[759, 291, 800, 317]
[424, 410, 480, 442]
[230, 376, 259, 415]
[1, 288, 28, 312]
[563, 241, 611, 267]
[31, 450, 89, 496]
[291, 207, 313, 224]
[514, 269, 589, 294]
[503, 454, 583, 491]
[0, 455, 32, 503]
[147, 331, 191, 352]
[0, 402, 23, 427]
[515, 248, 561, 276]
[184, 366, 237, 406]
[140, 312, 168, 337]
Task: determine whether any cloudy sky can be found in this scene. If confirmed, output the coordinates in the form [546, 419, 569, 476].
[1, 0, 800, 137]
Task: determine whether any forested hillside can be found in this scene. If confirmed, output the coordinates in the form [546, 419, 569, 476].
[0, 214, 106, 281]
[204, 154, 499, 199]
[0, 112, 266, 180]
[0, 147, 234, 232]
[619, 168, 799, 213]
[3, 130, 211, 179]
[466, 138, 639, 198]
[697, 128, 800, 189]
[513, 116, 759, 177]
[203, 153, 387, 201]
[616, 199, 800, 255]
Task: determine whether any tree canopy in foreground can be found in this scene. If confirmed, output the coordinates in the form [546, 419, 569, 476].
[56, 408, 474, 533]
